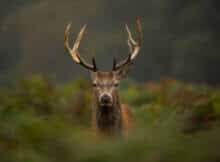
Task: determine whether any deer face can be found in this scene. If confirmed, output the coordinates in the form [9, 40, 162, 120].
[90, 71, 121, 107]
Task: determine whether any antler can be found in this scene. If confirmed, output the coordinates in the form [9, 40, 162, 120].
[113, 19, 143, 71]
[64, 23, 97, 71]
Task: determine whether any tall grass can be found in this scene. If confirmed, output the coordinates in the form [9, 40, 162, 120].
[0, 76, 219, 162]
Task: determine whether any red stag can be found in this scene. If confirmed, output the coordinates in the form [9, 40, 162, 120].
[64, 19, 142, 136]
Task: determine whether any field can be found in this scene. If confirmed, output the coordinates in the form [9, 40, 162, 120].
[0, 75, 220, 162]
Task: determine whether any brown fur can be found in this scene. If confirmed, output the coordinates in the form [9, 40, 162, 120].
[91, 102, 132, 137]
[89, 71, 134, 137]
[121, 104, 132, 136]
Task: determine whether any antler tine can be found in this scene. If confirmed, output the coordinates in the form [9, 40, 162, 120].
[64, 23, 97, 71]
[113, 18, 142, 71]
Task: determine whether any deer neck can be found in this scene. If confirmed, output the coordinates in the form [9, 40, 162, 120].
[93, 94, 122, 136]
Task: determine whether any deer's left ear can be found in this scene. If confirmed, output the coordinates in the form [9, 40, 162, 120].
[114, 63, 133, 80]
[90, 71, 98, 81]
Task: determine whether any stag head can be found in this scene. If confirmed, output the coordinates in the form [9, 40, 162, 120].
[64, 19, 142, 107]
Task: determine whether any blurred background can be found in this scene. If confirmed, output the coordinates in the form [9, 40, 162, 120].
[0, 0, 220, 85]
[1, 1, 220, 162]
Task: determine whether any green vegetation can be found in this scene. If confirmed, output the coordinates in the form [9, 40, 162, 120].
[0, 75, 220, 162]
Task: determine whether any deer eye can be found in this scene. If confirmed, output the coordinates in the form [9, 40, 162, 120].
[93, 83, 97, 87]
[114, 82, 119, 87]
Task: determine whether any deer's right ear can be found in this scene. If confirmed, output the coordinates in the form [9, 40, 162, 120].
[115, 63, 133, 80]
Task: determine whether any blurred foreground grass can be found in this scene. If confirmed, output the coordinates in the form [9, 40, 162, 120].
[0, 75, 220, 162]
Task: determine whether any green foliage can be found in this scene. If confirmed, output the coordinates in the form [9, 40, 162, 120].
[0, 76, 220, 162]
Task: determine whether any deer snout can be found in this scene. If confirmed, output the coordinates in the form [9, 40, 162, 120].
[99, 93, 113, 106]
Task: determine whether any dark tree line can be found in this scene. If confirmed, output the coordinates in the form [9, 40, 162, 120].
[0, 0, 219, 85]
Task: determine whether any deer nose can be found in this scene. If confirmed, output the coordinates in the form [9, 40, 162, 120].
[100, 94, 112, 104]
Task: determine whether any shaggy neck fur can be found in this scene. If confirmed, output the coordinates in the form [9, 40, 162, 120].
[93, 94, 122, 136]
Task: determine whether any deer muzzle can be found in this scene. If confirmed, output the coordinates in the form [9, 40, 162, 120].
[99, 93, 113, 106]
